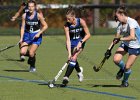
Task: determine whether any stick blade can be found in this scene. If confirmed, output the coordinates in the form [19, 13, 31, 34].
[93, 65, 100, 72]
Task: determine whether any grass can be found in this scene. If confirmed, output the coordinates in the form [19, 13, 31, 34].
[0, 35, 139, 100]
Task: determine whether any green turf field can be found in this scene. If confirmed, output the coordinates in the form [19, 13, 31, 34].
[0, 35, 139, 100]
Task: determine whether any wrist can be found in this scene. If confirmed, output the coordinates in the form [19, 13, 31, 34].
[80, 40, 83, 44]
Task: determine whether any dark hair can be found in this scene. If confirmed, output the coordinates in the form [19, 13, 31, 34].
[66, 6, 76, 17]
[116, 6, 128, 16]
[28, 0, 36, 6]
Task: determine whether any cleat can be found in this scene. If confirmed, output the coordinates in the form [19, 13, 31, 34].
[116, 69, 124, 80]
[120, 81, 129, 87]
[20, 56, 25, 61]
[77, 67, 84, 82]
[29, 67, 36, 72]
[60, 77, 69, 87]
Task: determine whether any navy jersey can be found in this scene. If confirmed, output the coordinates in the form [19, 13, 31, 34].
[65, 18, 85, 40]
[25, 11, 41, 33]
[21, 2, 29, 13]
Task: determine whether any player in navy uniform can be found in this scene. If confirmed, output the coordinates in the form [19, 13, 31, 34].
[11, 0, 43, 61]
[20, 0, 48, 72]
[11, 0, 43, 21]
[61, 7, 91, 87]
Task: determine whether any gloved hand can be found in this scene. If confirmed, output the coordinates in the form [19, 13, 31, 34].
[105, 49, 111, 59]
[113, 38, 120, 44]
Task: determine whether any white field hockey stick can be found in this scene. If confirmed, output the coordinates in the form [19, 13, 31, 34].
[0, 41, 20, 53]
[48, 48, 81, 88]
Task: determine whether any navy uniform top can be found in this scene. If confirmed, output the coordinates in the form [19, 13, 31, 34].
[25, 11, 41, 33]
[65, 18, 85, 40]
[21, 2, 29, 13]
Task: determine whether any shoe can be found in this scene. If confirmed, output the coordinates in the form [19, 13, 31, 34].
[120, 81, 129, 87]
[77, 67, 84, 82]
[116, 69, 124, 80]
[60, 77, 69, 87]
[29, 67, 36, 72]
[20, 56, 25, 61]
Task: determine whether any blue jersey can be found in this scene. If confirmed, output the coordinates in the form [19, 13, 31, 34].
[23, 11, 42, 45]
[65, 18, 85, 48]
[21, 2, 29, 13]
[25, 11, 41, 33]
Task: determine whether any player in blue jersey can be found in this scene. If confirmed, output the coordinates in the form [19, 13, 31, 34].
[61, 7, 91, 87]
[11, 0, 43, 61]
[19, 0, 48, 72]
[11, 0, 43, 21]
[105, 6, 140, 87]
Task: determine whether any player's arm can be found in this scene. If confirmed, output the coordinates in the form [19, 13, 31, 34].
[64, 25, 71, 59]
[11, 3, 25, 21]
[34, 13, 48, 38]
[120, 28, 136, 41]
[20, 13, 26, 43]
[80, 18, 91, 43]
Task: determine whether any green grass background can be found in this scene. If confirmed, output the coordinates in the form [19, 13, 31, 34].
[0, 35, 139, 100]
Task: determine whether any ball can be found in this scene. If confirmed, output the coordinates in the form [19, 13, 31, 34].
[49, 83, 54, 88]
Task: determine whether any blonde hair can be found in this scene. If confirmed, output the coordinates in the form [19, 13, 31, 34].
[66, 6, 76, 17]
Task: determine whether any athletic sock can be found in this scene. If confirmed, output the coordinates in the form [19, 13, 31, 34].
[123, 69, 132, 83]
[28, 56, 36, 67]
[116, 60, 125, 70]
[64, 60, 76, 77]
[75, 61, 81, 73]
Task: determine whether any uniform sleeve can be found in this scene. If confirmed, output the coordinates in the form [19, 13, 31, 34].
[128, 19, 138, 29]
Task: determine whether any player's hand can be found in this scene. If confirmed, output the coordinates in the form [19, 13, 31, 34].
[19, 38, 23, 44]
[33, 33, 40, 39]
[76, 41, 82, 50]
[105, 49, 111, 59]
[113, 38, 120, 44]
[11, 16, 16, 21]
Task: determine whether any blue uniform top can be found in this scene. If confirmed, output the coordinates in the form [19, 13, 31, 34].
[21, 2, 29, 13]
[65, 18, 85, 48]
[25, 11, 41, 33]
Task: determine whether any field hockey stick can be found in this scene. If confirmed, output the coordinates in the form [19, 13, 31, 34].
[93, 42, 115, 72]
[48, 47, 81, 88]
[0, 41, 20, 53]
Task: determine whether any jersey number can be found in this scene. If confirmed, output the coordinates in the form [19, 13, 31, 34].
[73, 33, 80, 39]
[30, 26, 34, 33]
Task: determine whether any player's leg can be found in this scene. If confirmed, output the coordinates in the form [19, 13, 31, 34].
[62, 48, 83, 86]
[113, 44, 127, 80]
[61, 48, 76, 86]
[121, 48, 140, 87]
[28, 44, 38, 72]
[20, 42, 29, 61]
[75, 61, 84, 82]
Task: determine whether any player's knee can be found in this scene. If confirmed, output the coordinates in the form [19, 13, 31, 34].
[113, 57, 121, 65]
[29, 51, 35, 57]
[69, 60, 76, 67]
[20, 50, 27, 56]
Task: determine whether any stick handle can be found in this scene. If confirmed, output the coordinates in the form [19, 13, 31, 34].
[108, 42, 115, 51]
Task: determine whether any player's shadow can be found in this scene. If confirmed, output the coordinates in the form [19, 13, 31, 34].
[92, 84, 121, 87]
[5, 58, 23, 62]
[3, 69, 29, 72]
[38, 83, 81, 88]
